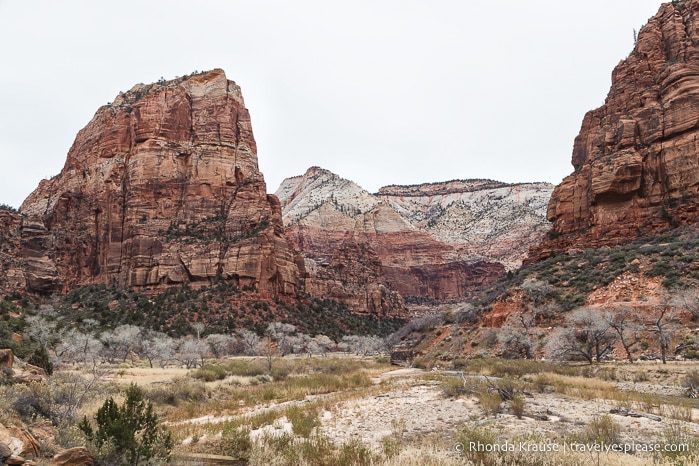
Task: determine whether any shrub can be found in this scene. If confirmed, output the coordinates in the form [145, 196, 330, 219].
[683, 371, 699, 397]
[79, 383, 172, 465]
[455, 424, 498, 466]
[191, 364, 226, 382]
[27, 346, 53, 376]
[478, 391, 502, 416]
[579, 414, 621, 446]
[338, 437, 374, 466]
[286, 405, 319, 438]
[509, 394, 526, 419]
[219, 424, 252, 460]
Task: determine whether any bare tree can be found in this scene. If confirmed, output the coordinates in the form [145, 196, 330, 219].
[56, 328, 103, 369]
[521, 278, 553, 306]
[177, 338, 208, 368]
[192, 322, 206, 340]
[606, 306, 642, 363]
[266, 323, 297, 356]
[236, 329, 260, 356]
[152, 334, 177, 368]
[257, 337, 279, 372]
[139, 330, 175, 368]
[206, 334, 239, 358]
[341, 335, 386, 356]
[498, 304, 546, 359]
[673, 287, 699, 319]
[498, 325, 535, 359]
[24, 315, 61, 352]
[649, 294, 681, 364]
[100, 324, 141, 363]
[313, 335, 334, 357]
[547, 308, 617, 364]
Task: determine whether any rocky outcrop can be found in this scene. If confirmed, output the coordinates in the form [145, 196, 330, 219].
[277, 168, 513, 308]
[51, 447, 94, 466]
[0, 349, 12, 369]
[538, 0, 699, 256]
[18, 70, 301, 298]
[0, 424, 40, 461]
[0, 210, 25, 295]
[378, 180, 553, 270]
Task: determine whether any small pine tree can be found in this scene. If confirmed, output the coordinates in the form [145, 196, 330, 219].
[79, 383, 172, 465]
[28, 346, 53, 375]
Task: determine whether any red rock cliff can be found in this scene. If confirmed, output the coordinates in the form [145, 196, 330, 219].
[19, 69, 301, 296]
[276, 167, 505, 308]
[539, 0, 699, 255]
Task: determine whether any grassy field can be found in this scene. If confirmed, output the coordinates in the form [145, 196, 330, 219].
[3, 355, 699, 465]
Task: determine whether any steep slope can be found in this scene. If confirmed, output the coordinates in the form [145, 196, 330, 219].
[0, 208, 25, 294]
[18, 69, 301, 297]
[537, 0, 699, 257]
[277, 167, 511, 305]
[378, 181, 553, 270]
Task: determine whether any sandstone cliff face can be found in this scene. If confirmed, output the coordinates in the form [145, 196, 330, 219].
[19, 70, 301, 297]
[540, 0, 699, 255]
[378, 181, 553, 270]
[0, 209, 25, 294]
[277, 167, 513, 306]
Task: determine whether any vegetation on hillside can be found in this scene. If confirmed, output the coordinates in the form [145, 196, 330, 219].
[53, 282, 404, 340]
[478, 226, 699, 311]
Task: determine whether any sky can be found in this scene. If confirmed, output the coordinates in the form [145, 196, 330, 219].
[0, 0, 664, 208]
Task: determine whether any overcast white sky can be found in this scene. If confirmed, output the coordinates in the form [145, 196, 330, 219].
[0, 1, 663, 208]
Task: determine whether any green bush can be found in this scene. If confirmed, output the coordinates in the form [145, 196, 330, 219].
[79, 383, 172, 465]
[28, 346, 53, 376]
[191, 364, 227, 382]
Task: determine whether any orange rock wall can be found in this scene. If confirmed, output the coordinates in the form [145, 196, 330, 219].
[539, 0, 699, 255]
[18, 70, 301, 297]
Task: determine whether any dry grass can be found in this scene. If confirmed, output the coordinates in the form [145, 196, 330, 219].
[16, 355, 698, 465]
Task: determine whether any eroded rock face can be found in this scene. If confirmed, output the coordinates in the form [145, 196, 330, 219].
[19, 69, 300, 297]
[0, 424, 40, 460]
[0, 210, 26, 294]
[51, 447, 94, 466]
[377, 180, 553, 271]
[539, 0, 699, 255]
[277, 167, 513, 307]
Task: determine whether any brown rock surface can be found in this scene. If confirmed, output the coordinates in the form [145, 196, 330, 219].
[0, 424, 40, 460]
[538, 0, 699, 256]
[0, 210, 26, 295]
[18, 69, 301, 298]
[276, 167, 507, 308]
[0, 349, 12, 369]
[51, 447, 94, 466]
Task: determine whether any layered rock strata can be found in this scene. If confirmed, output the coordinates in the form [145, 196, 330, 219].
[378, 181, 553, 270]
[276, 167, 543, 305]
[0, 210, 25, 294]
[538, 0, 699, 256]
[19, 69, 301, 297]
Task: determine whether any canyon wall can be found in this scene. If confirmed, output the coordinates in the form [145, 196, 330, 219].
[18, 69, 301, 297]
[277, 167, 551, 306]
[538, 0, 699, 256]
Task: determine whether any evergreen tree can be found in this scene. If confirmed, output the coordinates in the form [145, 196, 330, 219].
[79, 383, 172, 465]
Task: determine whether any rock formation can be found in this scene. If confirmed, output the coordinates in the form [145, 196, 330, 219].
[277, 167, 549, 306]
[0, 209, 25, 294]
[18, 69, 301, 297]
[378, 180, 553, 270]
[538, 0, 699, 256]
